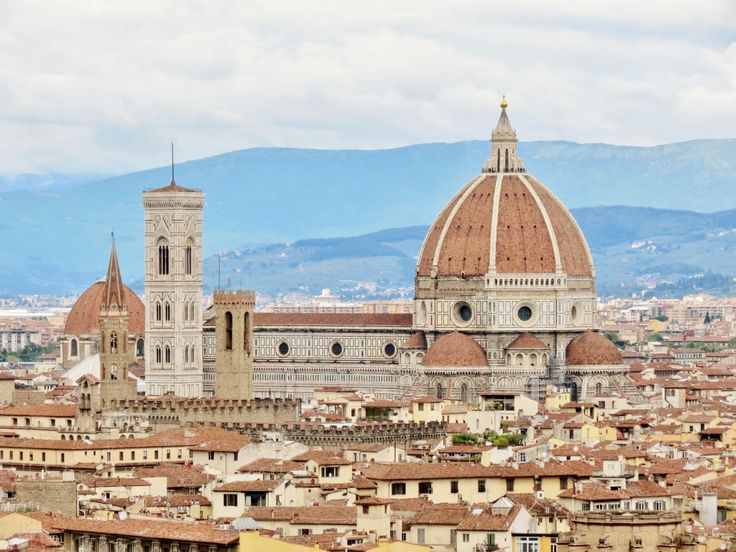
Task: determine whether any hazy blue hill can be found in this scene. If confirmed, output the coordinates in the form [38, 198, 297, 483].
[1, 138, 736, 295]
[190, 206, 736, 300]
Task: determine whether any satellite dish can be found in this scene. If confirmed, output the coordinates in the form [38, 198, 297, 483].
[119, 511, 128, 520]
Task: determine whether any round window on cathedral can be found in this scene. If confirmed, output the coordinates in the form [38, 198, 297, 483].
[452, 301, 474, 326]
[460, 305, 472, 321]
[518, 306, 532, 321]
[277, 341, 290, 356]
[383, 342, 397, 358]
[330, 341, 344, 357]
[514, 303, 537, 326]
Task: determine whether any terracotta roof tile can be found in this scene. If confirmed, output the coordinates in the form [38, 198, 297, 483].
[362, 460, 594, 481]
[417, 183, 469, 277]
[134, 463, 212, 489]
[527, 176, 592, 277]
[146, 181, 199, 193]
[237, 458, 303, 474]
[0, 404, 77, 417]
[456, 504, 522, 531]
[437, 175, 497, 276]
[50, 517, 238, 545]
[215, 479, 282, 492]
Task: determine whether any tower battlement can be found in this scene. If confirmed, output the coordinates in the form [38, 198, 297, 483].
[213, 290, 256, 305]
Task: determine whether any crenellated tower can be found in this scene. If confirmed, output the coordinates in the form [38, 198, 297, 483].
[213, 290, 255, 400]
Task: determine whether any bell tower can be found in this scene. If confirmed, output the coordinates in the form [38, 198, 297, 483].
[98, 238, 137, 408]
[142, 176, 205, 397]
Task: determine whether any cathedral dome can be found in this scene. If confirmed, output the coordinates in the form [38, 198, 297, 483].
[422, 332, 487, 367]
[416, 102, 593, 280]
[417, 172, 593, 278]
[64, 281, 144, 336]
[565, 330, 623, 366]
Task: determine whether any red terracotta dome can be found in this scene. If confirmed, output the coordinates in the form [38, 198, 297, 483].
[64, 281, 144, 336]
[417, 173, 593, 279]
[506, 332, 548, 350]
[404, 331, 427, 350]
[422, 332, 487, 367]
[565, 330, 623, 366]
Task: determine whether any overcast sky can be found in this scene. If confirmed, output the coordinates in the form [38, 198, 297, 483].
[1, 0, 734, 176]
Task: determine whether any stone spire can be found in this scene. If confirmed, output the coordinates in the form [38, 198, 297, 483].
[483, 96, 525, 174]
[100, 237, 127, 315]
[97, 236, 136, 410]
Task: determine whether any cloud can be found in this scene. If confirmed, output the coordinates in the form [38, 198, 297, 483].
[0, 0, 734, 175]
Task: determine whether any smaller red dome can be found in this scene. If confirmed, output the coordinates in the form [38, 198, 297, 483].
[404, 331, 427, 350]
[506, 332, 548, 350]
[64, 281, 144, 337]
[422, 332, 487, 367]
[566, 331, 623, 366]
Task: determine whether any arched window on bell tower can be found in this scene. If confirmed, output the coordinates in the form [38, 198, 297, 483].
[225, 311, 233, 350]
[185, 239, 193, 275]
[110, 332, 118, 354]
[157, 238, 170, 275]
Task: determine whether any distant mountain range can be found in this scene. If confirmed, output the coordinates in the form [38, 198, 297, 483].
[1, 138, 735, 297]
[190, 206, 736, 302]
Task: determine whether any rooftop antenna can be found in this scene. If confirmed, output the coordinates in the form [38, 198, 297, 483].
[171, 141, 175, 184]
[218, 254, 222, 291]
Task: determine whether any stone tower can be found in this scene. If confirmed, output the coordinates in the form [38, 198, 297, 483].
[142, 179, 205, 397]
[98, 239, 137, 408]
[213, 290, 254, 400]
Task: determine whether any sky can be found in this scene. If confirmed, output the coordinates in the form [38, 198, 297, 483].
[0, 0, 735, 176]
